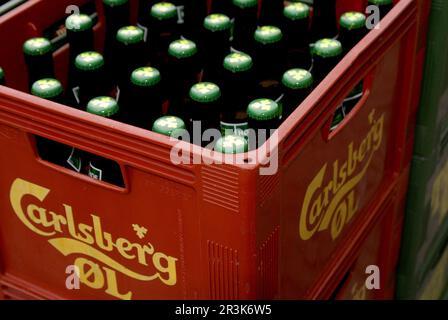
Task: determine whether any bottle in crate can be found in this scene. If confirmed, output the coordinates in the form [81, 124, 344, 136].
[115, 26, 146, 89]
[86, 96, 124, 186]
[220, 52, 255, 138]
[282, 2, 312, 70]
[152, 115, 187, 137]
[0, 67, 5, 86]
[311, 0, 338, 41]
[188, 82, 222, 147]
[280, 68, 313, 120]
[232, 0, 259, 54]
[166, 39, 200, 118]
[368, 0, 394, 19]
[253, 25, 285, 100]
[201, 14, 232, 84]
[215, 134, 249, 154]
[182, 0, 208, 43]
[119, 67, 163, 129]
[247, 98, 281, 144]
[23, 37, 55, 91]
[259, 0, 284, 25]
[65, 14, 94, 90]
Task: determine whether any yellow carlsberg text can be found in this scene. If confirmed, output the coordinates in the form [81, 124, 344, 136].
[9, 178, 178, 300]
[300, 110, 385, 241]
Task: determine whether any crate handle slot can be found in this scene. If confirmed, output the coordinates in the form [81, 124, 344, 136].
[30, 133, 127, 190]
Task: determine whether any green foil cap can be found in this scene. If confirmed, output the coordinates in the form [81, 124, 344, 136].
[314, 38, 343, 58]
[254, 26, 283, 44]
[284, 3, 310, 20]
[31, 78, 63, 99]
[168, 39, 198, 59]
[204, 14, 231, 32]
[65, 14, 93, 32]
[87, 96, 119, 117]
[131, 67, 161, 87]
[152, 116, 186, 136]
[23, 37, 52, 56]
[151, 2, 177, 20]
[233, 0, 258, 9]
[190, 82, 221, 103]
[223, 52, 253, 73]
[103, 0, 128, 7]
[282, 69, 313, 90]
[117, 26, 144, 44]
[215, 135, 248, 154]
[75, 51, 104, 71]
[340, 12, 366, 30]
[368, 0, 393, 5]
[247, 98, 280, 120]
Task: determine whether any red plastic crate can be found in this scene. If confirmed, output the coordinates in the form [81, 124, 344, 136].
[333, 166, 409, 300]
[0, 0, 420, 299]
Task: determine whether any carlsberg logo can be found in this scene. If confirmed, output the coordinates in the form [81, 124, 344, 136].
[9, 179, 178, 300]
[299, 110, 384, 240]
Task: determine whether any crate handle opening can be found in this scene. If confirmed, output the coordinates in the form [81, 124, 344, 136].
[33, 134, 126, 188]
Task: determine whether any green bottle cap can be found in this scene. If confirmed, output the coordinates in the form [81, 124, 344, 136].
[284, 2, 310, 20]
[368, 0, 393, 5]
[215, 135, 248, 154]
[168, 39, 198, 59]
[233, 0, 258, 9]
[31, 78, 63, 99]
[254, 26, 283, 44]
[131, 67, 161, 87]
[23, 37, 52, 56]
[0, 67, 4, 81]
[247, 98, 280, 120]
[152, 116, 186, 136]
[282, 69, 313, 90]
[75, 51, 105, 71]
[340, 12, 366, 30]
[313, 38, 343, 58]
[117, 26, 144, 44]
[190, 82, 221, 103]
[151, 2, 177, 20]
[223, 52, 253, 73]
[87, 96, 119, 117]
[103, 0, 128, 7]
[65, 14, 93, 32]
[204, 14, 231, 32]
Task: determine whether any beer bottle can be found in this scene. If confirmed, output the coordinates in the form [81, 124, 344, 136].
[253, 26, 285, 99]
[283, 2, 312, 70]
[148, 2, 179, 68]
[339, 12, 367, 114]
[86, 97, 124, 186]
[201, 14, 232, 84]
[311, 0, 338, 41]
[116, 26, 145, 88]
[166, 39, 200, 117]
[103, 0, 130, 82]
[137, 0, 157, 38]
[215, 134, 249, 154]
[339, 12, 367, 54]
[152, 115, 187, 137]
[0, 67, 5, 86]
[74, 51, 108, 108]
[221, 52, 254, 137]
[232, 0, 259, 54]
[368, 0, 393, 19]
[247, 98, 281, 142]
[23, 37, 55, 90]
[189, 82, 222, 146]
[65, 14, 94, 89]
[259, 0, 284, 25]
[120, 67, 163, 128]
[211, 0, 234, 17]
[281, 68, 313, 119]
[31, 78, 72, 166]
[312, 38, 342, 85]
[183, 0, 208, 43]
